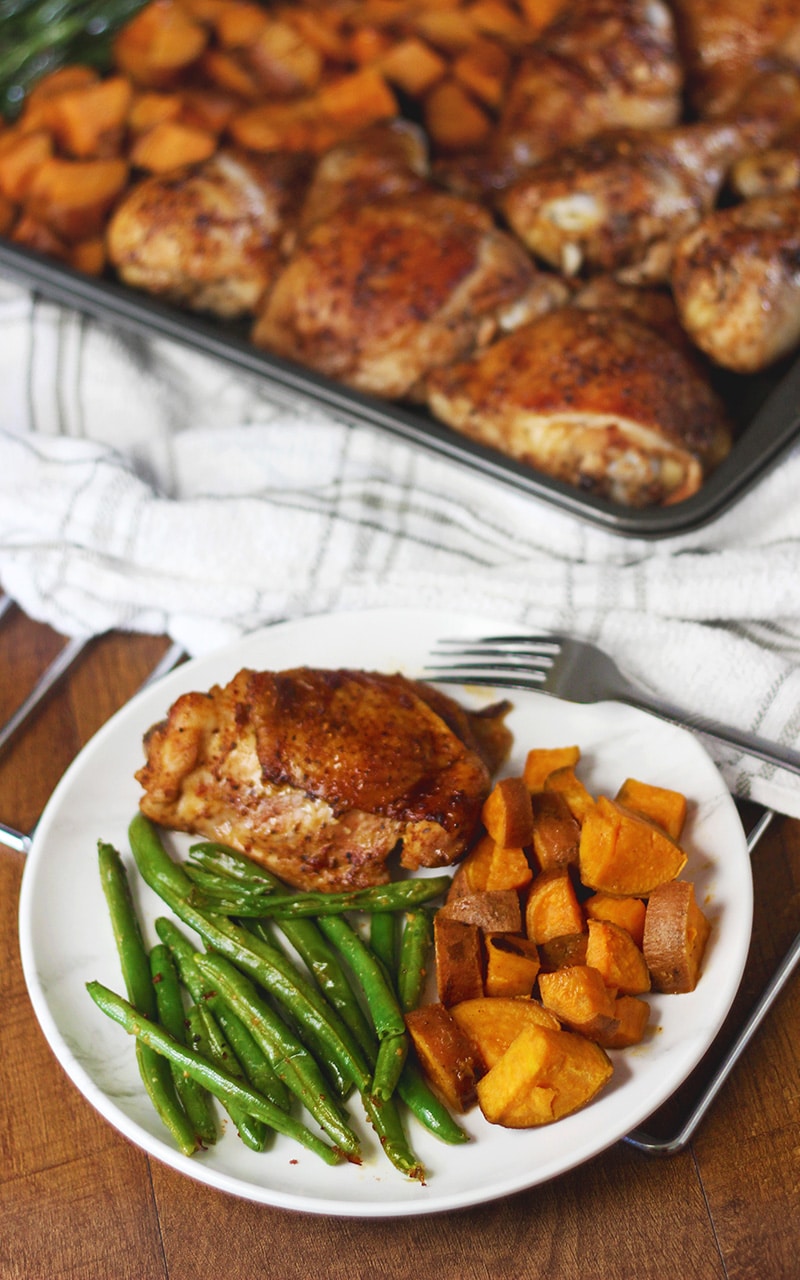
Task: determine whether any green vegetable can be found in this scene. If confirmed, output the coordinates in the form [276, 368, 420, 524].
[149, 943, 217, 1147]
[86, 980, 344, 1166]
[396, 1059, 469, 1146]
[97, 840, 198, 1157]
[0, 0, 147, 120]
[183, 1002, 267, 1152]
[397, 908, 435, 1014]
[186, 876, 451, 918]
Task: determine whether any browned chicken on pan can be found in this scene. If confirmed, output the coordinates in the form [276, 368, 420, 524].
[107, 148, 310, 318]
[671, 190, 800, 373]
[499, 121, 768, 283]
[252, 189, 568, 400]
[490, 0, 683, 185]
[571, 275, 700, 357]
[669, 0, 800, 117]
[729, 124, 800, 198]
[295, 119, 430, 235]
[425, 307, 732, 508]
[136, 668, 512, 891]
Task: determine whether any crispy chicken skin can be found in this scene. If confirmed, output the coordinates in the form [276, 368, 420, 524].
[669, 0, 800, 117]
[426, 306, 732, 508]
[671, 190, 800, 373]
[107, 149, 310, 318]
[499, 121, 771, 283]
[135, 668, 512, 892]
[252, 189, 562, 400]
[491, 0, 683, 184]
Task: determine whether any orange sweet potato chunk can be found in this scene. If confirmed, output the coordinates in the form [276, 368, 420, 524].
[439, 888, 522, 934]
[114, 0, 209, 88]
[585, 918, 651, 995]
[525, 868, 584, 944]
[405, 1002, 480, 1111]
[49, 75, 133, 158]
[595, 995, 651, 1049]
[531, 790, 581, 871]
[523, 745, 580, 792]
[482, 775, 534, 848]
[434, 914, 484, 1005]
[129, 119, 217, 171]
[476, 1024, 613, 1127]
[579, 795, 687, 897]
[544, 765, 596, 824]
[584, 892, 646, 948]
[615, 777, 688, 841]
[642, 880, 711, 993]
[450, 995, 561, 1072]
[537, 964, 619, 1042]
[26, 157, 129, 240]
[484, 933, 541, 997]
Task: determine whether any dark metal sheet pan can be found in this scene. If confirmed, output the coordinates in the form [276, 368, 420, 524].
[2, 237, 798, 539]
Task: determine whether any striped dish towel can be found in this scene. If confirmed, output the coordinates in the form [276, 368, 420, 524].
[3, 275, 800, 817]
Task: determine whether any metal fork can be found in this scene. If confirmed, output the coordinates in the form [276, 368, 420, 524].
[427, 632, 800, 1154]
[426, 633, 800, 778]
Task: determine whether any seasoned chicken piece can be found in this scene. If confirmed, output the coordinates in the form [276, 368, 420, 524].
[729, 124, 800, 198]
[671, 190, 800, 373]
[296, 119, 430, 234]
[252, 189, 566, 400]
[107, 149, 310, 318]
[426, 307, 732, 508]
[491, 0, 683, 185]
[136, 667, 512, 892]
[669, 0, 800, 117]
[499, 121, 771, 283]
[572, 275, 699, 357]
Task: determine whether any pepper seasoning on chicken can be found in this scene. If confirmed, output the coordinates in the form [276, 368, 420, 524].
[425, 306, 732, 508]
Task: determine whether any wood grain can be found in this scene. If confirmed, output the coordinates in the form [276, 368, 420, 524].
[1, 608, 798, 1280]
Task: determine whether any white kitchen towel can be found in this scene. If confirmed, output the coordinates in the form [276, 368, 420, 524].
[3, 274, 800, 816]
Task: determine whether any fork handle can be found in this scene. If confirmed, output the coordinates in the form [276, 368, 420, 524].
[616, 688, 800, 779]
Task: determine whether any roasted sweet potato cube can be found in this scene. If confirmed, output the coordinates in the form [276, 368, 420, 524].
[452, 834, 531, 895]
[439, 889, 522, 934]
[485, 844, 533, 892]
[244, 21, 324, 97]
[537, 931, 588, 973]
[26, 157, 129, 240]
[584, 892, 646, 948]
[615, 777, 688, 841]
[595, 995, 651, 1049]
[523, 745, 580, 792]
[380, 37, 448, 96]
[129, 120, 217, 172]
[49, 75, 133, 158]
[213, 0, 270, 48]
[544, 766, 596, 824]
[424, 79, 491, 152]
[114, 0, 209, 88]
[452, 37, 511, 108]
[128, 91, 185, 133]
[537, 964, 619, 1042]
[476, 1024, 613, 1127]
[69, 236, 106, 275]
[484, 933, 540, 997]
[525, 868, 584, 944]
[531, 790, 581, 871]
[405, 1002, 480, 1111]
[0, 129, 53, 202]
[434, 914, 484, 1005]
[579, 796, 687, 897]
[482, 775, 534, 848]
[11, 212, 69, 260]
[0, 193, 16, 236]
[450, 995, 560, 1071]
[643, 880, 711, 993]
[317, 67, 398, 127]
[585, 919, 651, 995]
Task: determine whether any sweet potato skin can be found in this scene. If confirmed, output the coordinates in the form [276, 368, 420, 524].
[643, 880, 711, 993]
[405, 1002, 480, 1111]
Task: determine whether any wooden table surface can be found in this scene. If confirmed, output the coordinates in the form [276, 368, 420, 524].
[2, 608, 798, 1280]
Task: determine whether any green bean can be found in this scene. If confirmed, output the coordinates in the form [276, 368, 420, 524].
[188, 842, 278, 887]
[183, 865, 275, 900]
[315, 914, 408, 1101]
[192, 953, 361, 1160]
[369, 912, 398, 973]
[154, 916, 291, 1113]
[97, 841, 198, 1157]
[396, 1059, 469, 1146]
[247, 917, 377, 1065]
[86, 981, 343, 1166]
[184, 1004, 267, 1152]
[149, 944, 217, 1146]
[186, 877, 451, 919]
[397, 909, 435, 1014]
[129, 815, 372, 1099]
[361, 1092, 425, 1183]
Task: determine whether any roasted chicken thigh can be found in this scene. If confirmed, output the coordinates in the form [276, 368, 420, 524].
[671, 190, 800, 373]
[426, 306, 732, 507]
[252, 188, 566, 399]
[107, 148, 310, 318]
[136, 667, 512, 891]
[499, 121, 771, 283]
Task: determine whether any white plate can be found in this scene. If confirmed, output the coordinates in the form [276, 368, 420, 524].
[19, 608, 751, 1218]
